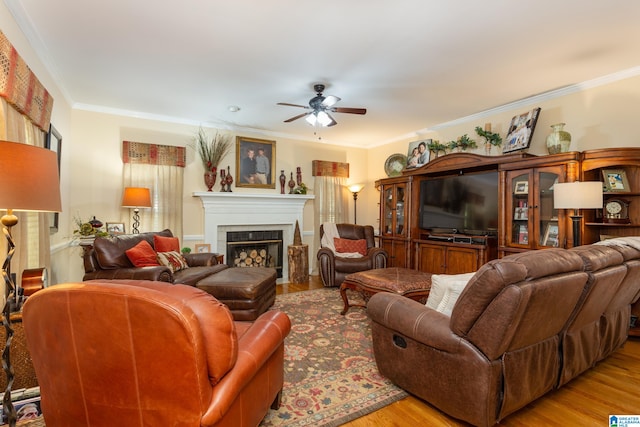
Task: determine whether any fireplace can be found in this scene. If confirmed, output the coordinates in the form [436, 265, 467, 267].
[227, 230, 284, 278]
[194, 192, 314, 282]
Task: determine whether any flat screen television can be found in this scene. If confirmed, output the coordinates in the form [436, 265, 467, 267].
[419, 171, 499, 235]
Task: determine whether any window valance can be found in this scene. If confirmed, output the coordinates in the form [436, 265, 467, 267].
[122, 141, 186, 167]
[0, 30, 53, 131]
[312, 160, 349, 177]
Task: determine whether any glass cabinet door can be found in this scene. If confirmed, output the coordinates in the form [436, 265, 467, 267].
[537, 170, 561, 248]
[395, 185, 406, 236]
[507, 166, 565, 249]
[383, 187, 393, 235]
[510, 173, 531, 246]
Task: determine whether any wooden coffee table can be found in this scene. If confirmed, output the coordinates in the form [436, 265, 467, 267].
[340, 267, 432, 315]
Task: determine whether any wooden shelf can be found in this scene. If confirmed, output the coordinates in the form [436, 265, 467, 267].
[586, 222, 638, 227]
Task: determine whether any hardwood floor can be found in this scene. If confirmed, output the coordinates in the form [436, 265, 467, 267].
[279, 276, 640, 426]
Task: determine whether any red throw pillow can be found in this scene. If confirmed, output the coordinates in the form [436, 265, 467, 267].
[154, 235, 180, 253]
[333, 238, 368, 256]
[125, 240, 160, 267]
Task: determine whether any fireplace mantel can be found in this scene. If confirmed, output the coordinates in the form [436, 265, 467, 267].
[194, 192, 314, 280]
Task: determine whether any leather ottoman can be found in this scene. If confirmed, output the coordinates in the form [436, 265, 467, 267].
[341, 267, 432, 315]
[196, 267, 277, 321]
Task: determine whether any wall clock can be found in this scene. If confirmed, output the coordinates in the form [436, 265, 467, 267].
[603, 198, 631, 224]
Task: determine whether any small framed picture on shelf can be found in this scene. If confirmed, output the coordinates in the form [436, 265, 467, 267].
[542, 223, 559, 247]
[602, 169, 630, 192]
[514, 181, 529, 194]
[517, 224, 529, 245]
[106, 222, 125, 235]
[514, 207, 528, 220]
[195, 243, 211, 254]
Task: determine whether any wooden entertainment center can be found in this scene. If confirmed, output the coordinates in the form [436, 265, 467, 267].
[376, 148, 640, 272]
[377, 147, 640, 335]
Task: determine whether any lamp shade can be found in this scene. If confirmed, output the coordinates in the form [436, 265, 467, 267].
[348, 184, 364, 194]
[0, 141, 62, 212]
[121, 187, 152, 208]
[553, 181, 603, 209]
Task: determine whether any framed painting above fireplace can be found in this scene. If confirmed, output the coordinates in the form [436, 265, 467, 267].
[236, 136, 276, 189]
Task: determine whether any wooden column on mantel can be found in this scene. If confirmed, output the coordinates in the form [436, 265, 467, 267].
[288, 220, 309, 284]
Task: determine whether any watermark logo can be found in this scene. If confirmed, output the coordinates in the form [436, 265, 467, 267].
[610, 415, 640, 427]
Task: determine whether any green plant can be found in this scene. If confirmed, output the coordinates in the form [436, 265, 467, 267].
[427, 140, 447, 155]
[292, 183, 308, 194]
[195, 127, 232, 172]
[181, 247, 192, 254]
[73, 213, 108, 237]
[457, 134, 477, 150]
[475, 126, 502, 147]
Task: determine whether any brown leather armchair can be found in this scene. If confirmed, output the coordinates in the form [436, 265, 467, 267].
[317, 223, 388, 287]
[23, 279, 291, 427]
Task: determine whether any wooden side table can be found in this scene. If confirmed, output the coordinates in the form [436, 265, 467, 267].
[287, 244, 309, 284]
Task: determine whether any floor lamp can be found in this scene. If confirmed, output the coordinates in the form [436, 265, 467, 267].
[553, 181, 603, 247]
[0, 141, 61, 427]
[121, 187, 152, 234]
[348, 184, 364, 224]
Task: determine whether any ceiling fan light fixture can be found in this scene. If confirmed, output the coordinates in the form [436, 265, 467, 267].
[305, 113, 317, 126]
[316, 111, 332, 126]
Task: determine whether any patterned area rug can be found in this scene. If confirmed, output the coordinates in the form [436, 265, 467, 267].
[260, 287, 408, 427]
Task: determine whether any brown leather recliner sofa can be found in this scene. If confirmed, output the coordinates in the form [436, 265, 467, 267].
[368, 241, 640, 427]
[317, 223, 388, 287]
[23, 279, 291, 427]
[83, 229, 277, 321]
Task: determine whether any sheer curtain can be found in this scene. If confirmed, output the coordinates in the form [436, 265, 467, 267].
[122, 142, 185, 240]
[312, 176, 349, 274]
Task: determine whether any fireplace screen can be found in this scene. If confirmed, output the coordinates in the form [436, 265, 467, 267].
[226, 230, 283, 278]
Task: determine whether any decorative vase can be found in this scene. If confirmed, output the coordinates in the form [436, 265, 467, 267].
[279, 170, 286, 194]
[296, 167, 302, 186]
[288, 172, 296, 194]
[204, 168, 217, 191]
[225, 166, 233, 192]
[485, 143, 492, 156]
[546, 123, 571, 154]
[219, 168, 227, 192]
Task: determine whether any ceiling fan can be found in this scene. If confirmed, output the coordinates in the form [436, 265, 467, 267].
[278, 84, 367, 127]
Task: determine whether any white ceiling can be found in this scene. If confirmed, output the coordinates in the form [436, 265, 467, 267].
[5, 0, 640, 148]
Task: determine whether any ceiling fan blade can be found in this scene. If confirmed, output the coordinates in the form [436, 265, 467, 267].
[326, 113, 337, 127]
[277, 102, 309, 109]
[321, 95, 340, 108]
[332, 107, 367, 115]
[284, 112, 310, 123]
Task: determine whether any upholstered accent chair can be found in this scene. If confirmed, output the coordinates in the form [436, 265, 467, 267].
[23, 279, 291, 427]
[317, 223, 388, 287]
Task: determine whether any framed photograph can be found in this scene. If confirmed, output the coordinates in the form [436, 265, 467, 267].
[236, 136, 276, 189]
[517, 224, 529, 245]
[406, 139, 431, 168]
[106, 222, 125, 235]
[542, 223, 559, 247]
[45, 124, 62, 234]
[514, 181, 529, 194]
[602, 169, 630, 192]
[502, 107, 541, 154]
[195, 243, 211, 253]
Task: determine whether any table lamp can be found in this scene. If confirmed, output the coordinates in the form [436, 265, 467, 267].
[348, 184, 364, 224]
[121, 187, 152, 234]
[553, 181, 603, 247]
[0, 141, 61, 427]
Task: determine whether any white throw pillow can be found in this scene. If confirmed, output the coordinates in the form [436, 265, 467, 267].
[425, 272, 476, 315]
